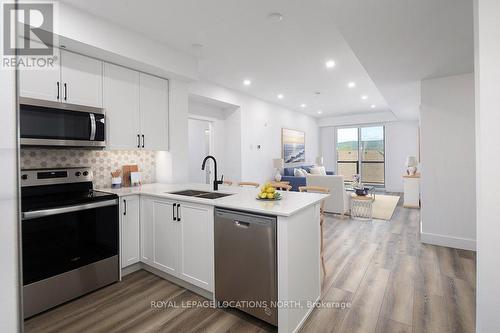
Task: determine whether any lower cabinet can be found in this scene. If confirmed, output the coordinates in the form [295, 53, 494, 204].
[120, 195, 140, 268]
[178, 202, 214, 291]
[139, 196, 214, 292]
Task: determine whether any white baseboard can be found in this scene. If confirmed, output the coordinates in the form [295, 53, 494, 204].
[420, 232, 476, 251]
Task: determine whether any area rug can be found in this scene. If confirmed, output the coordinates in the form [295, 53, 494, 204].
[372, 194, 400, 220]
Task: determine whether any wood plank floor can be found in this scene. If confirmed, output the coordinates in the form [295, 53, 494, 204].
[25, 199, 476, 333]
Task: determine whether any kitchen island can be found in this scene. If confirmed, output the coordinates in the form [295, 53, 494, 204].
[103, 183, 328, 333]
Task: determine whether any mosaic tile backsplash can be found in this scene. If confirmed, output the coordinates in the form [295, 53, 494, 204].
[20, 149, 156, 189]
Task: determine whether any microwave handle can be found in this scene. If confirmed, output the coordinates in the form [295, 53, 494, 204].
[90, 113, 96, 141]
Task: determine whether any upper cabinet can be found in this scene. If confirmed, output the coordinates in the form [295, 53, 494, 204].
[18, 45, 169, 151]
[19, 43, 61, 102]
[103, 63, 141, 150]
[19, 48, 103, 108]
[139, 73, 169, 151]
[104, 69, 169, 151]
[60, 50, 103, 107]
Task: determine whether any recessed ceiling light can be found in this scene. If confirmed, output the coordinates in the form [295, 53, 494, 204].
[243, 79, 251, 86]
[267, 12, 283, 22]
[371, 104, 376, 109]
[277, 94, 284, 99]
[325, 60, 336, 69]
[348, 82, 356, 88]
[317, 110, 323, 114]
[300, 103, 307, 108]
[361, 95, 368, 100]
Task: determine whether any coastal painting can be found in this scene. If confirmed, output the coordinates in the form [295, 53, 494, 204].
[282, 128, 305, 163]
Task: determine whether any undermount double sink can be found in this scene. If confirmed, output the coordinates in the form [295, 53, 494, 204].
[168, 189, 234, 200]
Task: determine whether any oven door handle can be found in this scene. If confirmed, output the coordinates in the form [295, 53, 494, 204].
[22, 199, 118, 220]
[90, 113, 96, 141]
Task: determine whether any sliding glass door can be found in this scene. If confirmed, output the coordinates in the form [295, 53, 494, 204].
[336, 127, 359, 181]
[336, 126, 385, 186]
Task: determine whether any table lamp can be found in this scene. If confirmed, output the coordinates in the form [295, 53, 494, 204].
[273, 158, 284, 182]
[406, 156, 418, 175]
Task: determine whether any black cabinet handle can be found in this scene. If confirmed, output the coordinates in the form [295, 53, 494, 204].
[137, 134, 140, 148]
[173, 203, 177, 221]
[177, 204, 181, 222]
[123, 199, 127, 215]
[56, 82, 60, 100]
[64, 83, 67, 101]
[142, 134, 145, 148]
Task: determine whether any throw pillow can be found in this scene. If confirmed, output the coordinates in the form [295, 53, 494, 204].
[311, 166, 327, 175]
[299, 168, 309, 177]
[294, 168, 303, 177]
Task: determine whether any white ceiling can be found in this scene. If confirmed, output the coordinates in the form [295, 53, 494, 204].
[322, 0, 474, 119]
[61, 0, 473, 120]
[60, 0, 390, 118]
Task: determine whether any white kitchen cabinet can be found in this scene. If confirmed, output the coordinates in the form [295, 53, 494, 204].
[19, 41, 61, 101]
[151, 199, 178, 275]
[178, 202, 214, 291]
[139, 73, 169, 150]
[103, 63, 141, 150]
[139, 196, 214, 291]
[19, 47, 103, 108]
[140, 197, 153, 264]
[60, 50, 103, 107]
[120, 195, 140, 268]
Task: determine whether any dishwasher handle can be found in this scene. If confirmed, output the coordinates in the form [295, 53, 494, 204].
[234, 220, 250, 228]
[215, 208, 276, 225]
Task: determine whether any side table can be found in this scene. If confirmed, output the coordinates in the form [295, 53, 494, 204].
[350, 193, 375, 220]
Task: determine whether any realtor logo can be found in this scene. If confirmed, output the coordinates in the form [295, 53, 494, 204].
[3, 2, 54, 56]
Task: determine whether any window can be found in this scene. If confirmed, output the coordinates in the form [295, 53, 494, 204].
[336, 126, 385, 186]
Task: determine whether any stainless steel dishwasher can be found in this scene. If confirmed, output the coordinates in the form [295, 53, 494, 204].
[214, 208, 278, 326]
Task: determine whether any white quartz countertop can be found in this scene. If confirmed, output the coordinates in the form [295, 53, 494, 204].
[101, 183, 329, 217]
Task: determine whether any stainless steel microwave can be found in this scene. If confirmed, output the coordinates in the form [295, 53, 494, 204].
[20, 97, 106, 148]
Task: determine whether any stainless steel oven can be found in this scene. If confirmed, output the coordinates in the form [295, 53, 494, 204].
[20, 97, 106, 148]
[21, 168, 119, 318]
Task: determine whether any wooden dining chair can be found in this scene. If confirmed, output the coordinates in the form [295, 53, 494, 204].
[274, 183, 292, 191]
[298, 185, 330, 275]
[237, 181, 260, 188]
[223, 180, 233, 186]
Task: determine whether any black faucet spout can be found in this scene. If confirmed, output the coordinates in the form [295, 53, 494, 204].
[201, 155, 223, 191]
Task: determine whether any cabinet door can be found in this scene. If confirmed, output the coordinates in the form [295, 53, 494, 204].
[19, 42, 61, 101]
[178, 203, 214, 291]
[140, 197, 153, 264]
[139, 73, 169, 150]
[61, 50, 103, 107]
[120, 196, 140, 268]
[103, 63, 141, 150]
[151, 199, 178, 274]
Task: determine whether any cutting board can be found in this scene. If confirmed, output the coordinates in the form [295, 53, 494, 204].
[122, 165, 139, 187]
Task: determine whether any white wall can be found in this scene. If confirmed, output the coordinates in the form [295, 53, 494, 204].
[188, 99, 242, 182]
[320, 127, 336, 172]
[319, 120, 419, 192]
[166, 80, 189, 183]
[189, 99, 226, 178]
[420, 73, 476, 250]
[0, 0, 20, 327]
[385, 121, 419, 192]
[187, 118, 211, 183]
[475, 0, 500, 331]
[318, 111, 397, 127]
[154, 79, 191, 184]
[189, 81, 320, 184]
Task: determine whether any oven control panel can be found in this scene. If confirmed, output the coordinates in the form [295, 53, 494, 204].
[21, 167, 93, 187]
